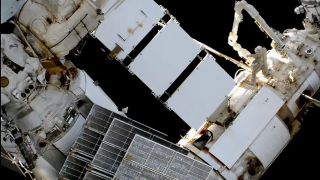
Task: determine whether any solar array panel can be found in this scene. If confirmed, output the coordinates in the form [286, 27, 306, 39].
[59, 154, 91, 180]
[89, 118, 187, 178]
[60, 105, 189, 180]
[83, 171, 112, 180]
[86, 105, 167, 138]
[114, 135, 214, 180]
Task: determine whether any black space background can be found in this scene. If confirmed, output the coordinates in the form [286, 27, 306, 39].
[2, 0, 319, 179]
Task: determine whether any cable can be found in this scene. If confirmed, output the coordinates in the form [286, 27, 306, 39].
[193, 39, 251, 71]
[234, 68, 246, 79]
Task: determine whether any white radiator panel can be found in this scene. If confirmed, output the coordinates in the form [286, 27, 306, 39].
[96, 0, 164, 60]
[129, 19, 201, 96]
[167, 55, 234, 129]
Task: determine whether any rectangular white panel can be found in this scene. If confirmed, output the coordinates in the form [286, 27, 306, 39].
[249, 116, 290, 168]
[129, 19, 201, 96]
[198, 151, 222, 170]
[210, 87, 284, 168]
[167, 55, 234, 129]
[96, 0, 164, 60]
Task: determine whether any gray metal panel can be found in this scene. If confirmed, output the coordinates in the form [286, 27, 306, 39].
[54, 115, 86, 155]
[114, 135, 212, 180]
[129, 19, 201, 96]
[167, 55, 234, 129]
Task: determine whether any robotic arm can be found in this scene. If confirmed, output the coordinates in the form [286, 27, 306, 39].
[228, 0, 301, 66]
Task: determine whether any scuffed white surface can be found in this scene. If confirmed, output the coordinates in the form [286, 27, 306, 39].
[249, 116, 290, 168]
[96, 0, 164, 60]
[210, 87, 284, 168]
